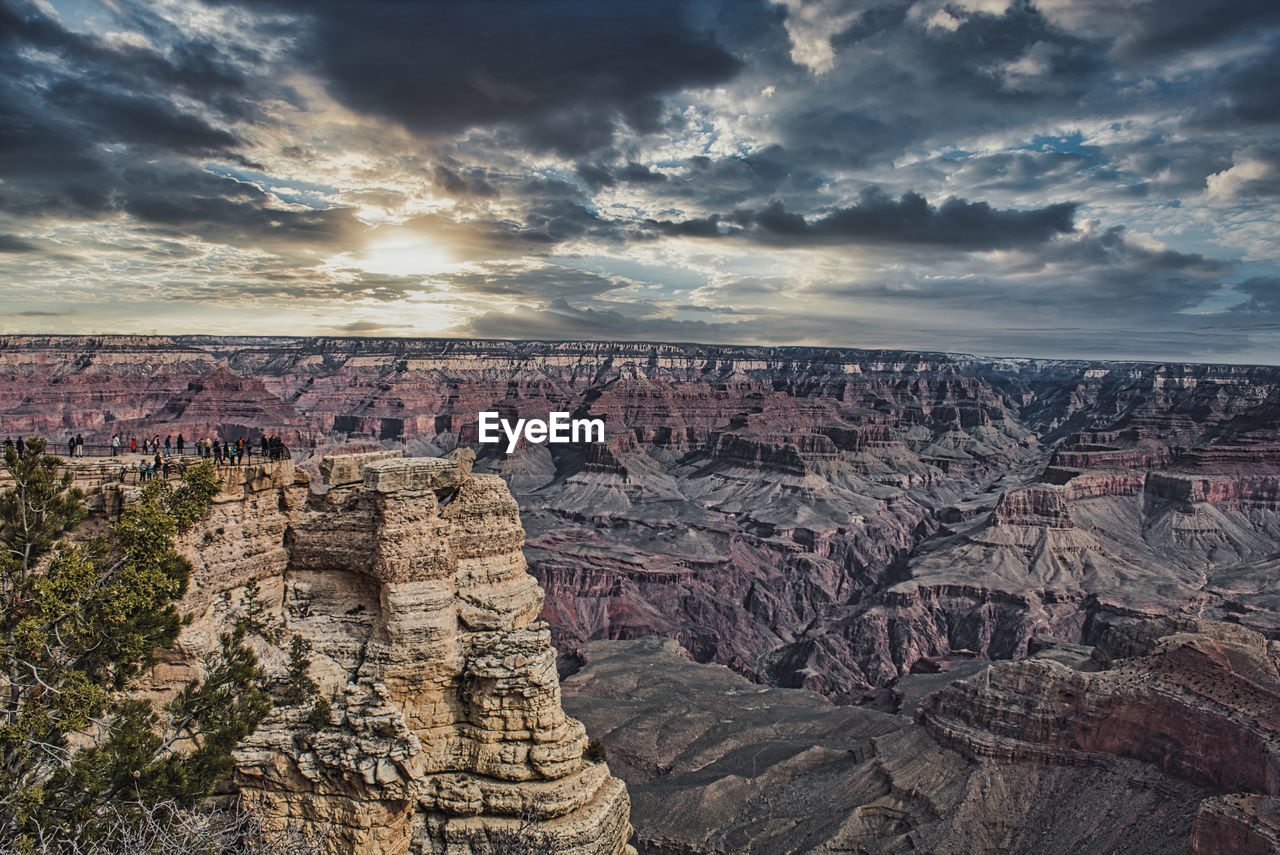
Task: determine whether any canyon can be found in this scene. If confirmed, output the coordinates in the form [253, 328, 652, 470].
[6, 334, 1280, 851]
[7, 336, 1280, 690]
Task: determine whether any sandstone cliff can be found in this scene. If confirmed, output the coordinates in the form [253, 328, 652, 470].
[152, 450, 634, 854]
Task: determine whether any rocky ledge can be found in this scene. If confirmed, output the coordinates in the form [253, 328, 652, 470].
[150, 450, 633, 854]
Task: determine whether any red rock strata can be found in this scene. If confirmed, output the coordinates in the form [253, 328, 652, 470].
[7, 336, 1280, 699]
[918, 618, 1280, 852]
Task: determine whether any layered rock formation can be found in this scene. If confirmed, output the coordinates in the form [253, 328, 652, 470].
[143, 450, 634, 854]
[556, 618, 1280, 853]
[9, 335, 1280, 701]
[918, 617, 1280, 855]
[560, 637, 1211, 855]
[14, 335, 1280, 851]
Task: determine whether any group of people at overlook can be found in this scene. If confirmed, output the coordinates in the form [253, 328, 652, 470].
[3, 432, 291, 484]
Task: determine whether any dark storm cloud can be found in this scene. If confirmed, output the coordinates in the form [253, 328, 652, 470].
[1, 0, 1277, 361]
[0, 1, 251, 160]
[334, 321, 416, 333]
[440, 266, 629, 302]
[574, 161, 668, 192]
[642, 147, 825, 211]
[930, 150, 1103, 194]
[0, 0, 274, 228]
[1034, 226, 1226, 276]
[395, 198, 622, 261]
[151, 269, 433, 304]
[781, 108, 919, 170]
[42, 80, 240, 155]
[231, 0, 744, 156]
[432, 166, 499, 200]
[801, 223, 1232, 344]
[1047, 0, 1280, 60]
[521, 197, 618, 245]
[119, 168, 359, 250]
[1179, 34, 1280, 132]
[466, 298, 716, 341]
[0, 0, 258, 112]
[1236, 278, 1280, 311]
[742, 0, 1273, 209]
[762, 2, 1107, 171]
[646, 188, 1076, 251]
[1217, 44, 1280, 125]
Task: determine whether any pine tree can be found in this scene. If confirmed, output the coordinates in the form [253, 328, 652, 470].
[282, 636, 319, 707]
[0, 438, 272, 847]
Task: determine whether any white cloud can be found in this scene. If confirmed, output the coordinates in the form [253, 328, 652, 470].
[998, 41, 1060, 90]
[1205, 152, 1278, 201]
[772, 0, 861, 75]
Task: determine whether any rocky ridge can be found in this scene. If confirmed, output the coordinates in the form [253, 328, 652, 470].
[11, 336, 1280, 851]
[560, 633, 1220, 855]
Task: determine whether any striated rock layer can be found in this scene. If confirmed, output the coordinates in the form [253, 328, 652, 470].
[562, 621, 1280, 853]
[12, 335, 1280, 700]
[561, 636, 1210, 855]
[919, 617, 1280, 854]
[149, 450, 634, 854]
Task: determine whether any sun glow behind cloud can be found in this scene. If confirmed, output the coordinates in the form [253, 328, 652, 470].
[336, 235, 456, 278]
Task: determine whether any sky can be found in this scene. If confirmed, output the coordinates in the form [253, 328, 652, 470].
[1, 0, 1278, 362]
